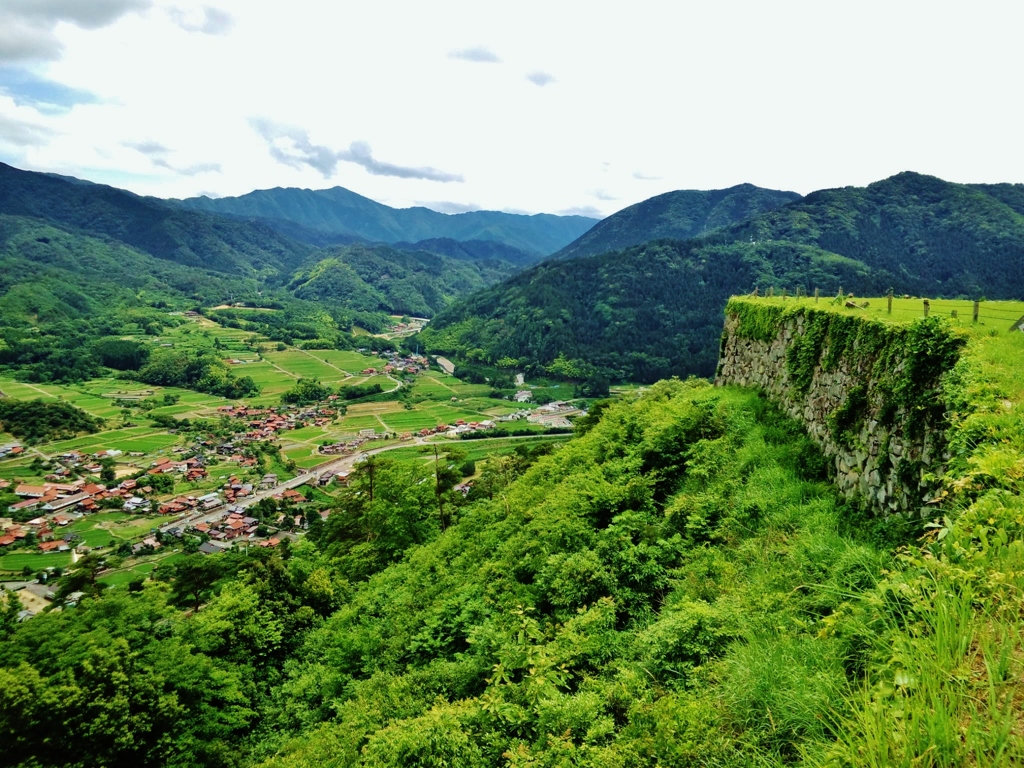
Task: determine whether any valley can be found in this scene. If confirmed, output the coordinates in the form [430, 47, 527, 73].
[5, 161, 1024, 767]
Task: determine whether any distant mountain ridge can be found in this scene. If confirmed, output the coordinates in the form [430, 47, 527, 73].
[0, 164, 535, 328]
[422, 172, 1024, 383]
[553, 183, 802, 260]
[179, 186, 598, 256]
[0, 162, 310, 276]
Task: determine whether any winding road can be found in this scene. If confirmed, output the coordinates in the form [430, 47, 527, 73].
[159, 433, 570, 533]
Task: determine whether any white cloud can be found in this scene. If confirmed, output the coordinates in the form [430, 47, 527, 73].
[250, 118, 463, 182]
[0, 0, 151, 62]
[525, 71, 555, 87]
[4, 1, 1024, 216]
[448, 46, 500, 63]
[167, 5, 234, 35]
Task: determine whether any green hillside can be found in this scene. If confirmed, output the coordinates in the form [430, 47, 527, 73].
[287, 244, 517, 318]
[393, 237, 539, 267]
[179, 186, 598, 256]
[423, 172, 1024, 382]
[0, 163, 311, 275]
[7, 315, 1024, 766]
[553, 183, 802, 260]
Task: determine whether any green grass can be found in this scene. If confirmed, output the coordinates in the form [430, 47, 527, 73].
[264, 350, 351, 383]
[45, 427, 178, 455]
[0, 551, 74, 572]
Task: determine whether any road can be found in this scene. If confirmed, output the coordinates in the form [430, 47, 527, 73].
[159, 433, 571, 533]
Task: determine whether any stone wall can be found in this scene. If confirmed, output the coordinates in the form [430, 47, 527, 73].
[714, 304, 954, 516]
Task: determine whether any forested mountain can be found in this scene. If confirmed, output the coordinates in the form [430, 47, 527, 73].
[422, 172, 1024, 382]
[553, 183, 802, 260]
[179, 186, 598, 256]
[0, 165, 531, 383]
[0, 163, 310, 275]
[286, 244, 519, 318]
[392, 237, 539, 267]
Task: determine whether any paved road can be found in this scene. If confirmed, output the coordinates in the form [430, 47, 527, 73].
[159, 433, 571, 533]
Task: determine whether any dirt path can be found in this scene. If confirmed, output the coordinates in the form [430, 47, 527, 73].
[18, 382, 57, 399]
[266, 360, 300, 380]
[423, 375, 457, 393]
[294, 348, 354, 378]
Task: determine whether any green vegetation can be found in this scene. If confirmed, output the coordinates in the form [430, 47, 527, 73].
[137, 348, 259, 399]
[423, 172, 1024, 383]
[288, 244, 517, 318]
[4, 324, 1024, 766]
[554, 183, 801, 259]
[0, 399, 102, 443]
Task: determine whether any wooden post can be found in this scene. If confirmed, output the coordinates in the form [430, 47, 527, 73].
[768, 286, 774, 297]
[814, 288, 819, 303]
[923, 299, 930, 317]
[887, 290, 893, 315]
[781, 288, 787, 301]
[973, 300, 980, 323]
[753, 286, 759, 297]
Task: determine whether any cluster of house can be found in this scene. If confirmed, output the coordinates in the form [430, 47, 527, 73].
[384, 319, 426, 336]
[216, 403, 337, 443]
[145, 455, 209, 482]
[413, 419, 497, 439]
[526, 402, 580, 429]
[318, 435, 377, 456]
[33, 449, 121, 481]
[0, 514, 72, 551]
[317, 469, 351, 486]
[191, 508, 260, 543]
[158, 491, 224, 516]
[5, 479, 146, 518]
[0, 443, 24, 460]
[374, 351, 431, 375]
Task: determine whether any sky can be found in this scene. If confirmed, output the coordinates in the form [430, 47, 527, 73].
[1, 0, 1022, 219]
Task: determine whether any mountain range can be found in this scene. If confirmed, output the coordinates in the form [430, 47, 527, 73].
[0, 163, 590, 329]
[421, 172, 1024, 382]
[178, 185, 598, 256]
[6, 161, 1024, 386]
[553, 183, 802, 259]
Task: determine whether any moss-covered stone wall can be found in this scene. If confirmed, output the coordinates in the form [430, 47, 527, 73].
[715, 298, 966, 515]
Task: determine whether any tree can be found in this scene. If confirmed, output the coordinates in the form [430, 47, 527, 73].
[433, 446, 464, 531]
[170, 554, 222, 610]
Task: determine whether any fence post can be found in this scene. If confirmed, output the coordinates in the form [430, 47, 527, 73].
[782, 288, 787, 301]
[887, 290, 893, 315]
[768, 286, 774, 298]
[973, 300, 980, 323]
[753, 286, 759, 297]
[923, 299, 930, 318]
[814, 288, 819, 303]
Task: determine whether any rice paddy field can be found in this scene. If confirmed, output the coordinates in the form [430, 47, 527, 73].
[1, 315, 584, 526]
[0, 551, 74, 573]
